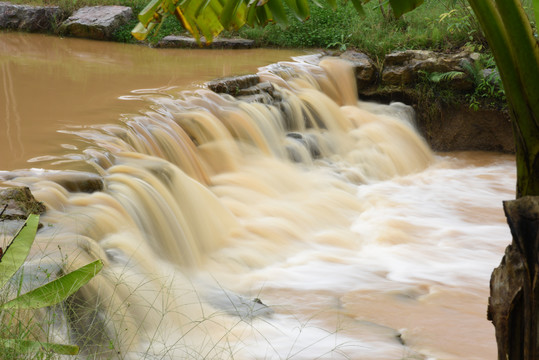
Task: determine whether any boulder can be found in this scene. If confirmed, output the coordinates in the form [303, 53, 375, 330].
[0, 186, 45, 221]
[59, 6, 133, 41]
[156, 35, 255, 49]
[339, 50, 378, 89]
[382, 50, 477, 90]
[206, 74, 260, 94]
[0, 186, 45, 235]
[0, 2, 63, 32]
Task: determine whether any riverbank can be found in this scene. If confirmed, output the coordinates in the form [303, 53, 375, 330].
[2, 0, 486, 55]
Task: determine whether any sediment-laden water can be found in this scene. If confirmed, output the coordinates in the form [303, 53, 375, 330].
[0, 33, 514, 359]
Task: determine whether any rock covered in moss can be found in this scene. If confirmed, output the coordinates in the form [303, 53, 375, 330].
[0, 2, 63, 32]
[0, 186, 45, 221]
[206, 74, 260, 94]
[382, 50, 476, 90]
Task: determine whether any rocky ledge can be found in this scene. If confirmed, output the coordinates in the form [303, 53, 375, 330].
[207, 49, 513, 153]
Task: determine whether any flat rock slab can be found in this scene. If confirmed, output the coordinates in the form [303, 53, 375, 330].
[156, 35, 255, 49]
[0, 2, 62, 32]
[59, 5, 132, 41]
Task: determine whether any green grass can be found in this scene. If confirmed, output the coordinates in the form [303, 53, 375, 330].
[6, 0, 490, 59]
[235, 0, 484, 61]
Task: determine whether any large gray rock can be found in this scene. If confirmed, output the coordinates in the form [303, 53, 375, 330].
[382, 50, 476, 90]
[156, 35, 255, 49]
[59, 6, 133, 40]
[0, 2, 62, 32]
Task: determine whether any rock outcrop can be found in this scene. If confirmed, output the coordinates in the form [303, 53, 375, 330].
[205, 50, 512, 153]
[0, 2, 63, 32]
[382, 49, 476, 90]
[58, 5, 133, 40]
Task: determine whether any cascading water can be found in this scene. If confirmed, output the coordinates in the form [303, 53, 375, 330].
[1, 34, 514, 360]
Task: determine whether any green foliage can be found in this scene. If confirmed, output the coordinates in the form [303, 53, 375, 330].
[1, 260, 103, 310]
[428, 70, 465, 83]
[326, 33, 352, 51]
[0, 215, 103, 357]
[438, 0, 485, 45]
[239, 1, 357, 48]
[237, 0, 471, 59]
[420, 53, 506, 110]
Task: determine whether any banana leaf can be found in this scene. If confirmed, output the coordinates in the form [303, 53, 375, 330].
[0, 214, 39, 289]
[0, 259, 103, 310]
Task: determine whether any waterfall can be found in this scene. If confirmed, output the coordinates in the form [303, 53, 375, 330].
[4, 55, 466, 359]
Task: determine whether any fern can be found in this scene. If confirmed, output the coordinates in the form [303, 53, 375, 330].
[428, 71, 465, 83]
[460, 59, 482, 85]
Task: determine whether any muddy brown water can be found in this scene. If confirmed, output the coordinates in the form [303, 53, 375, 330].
[0, 32, 305, 170]
[0, 32, 515, 359]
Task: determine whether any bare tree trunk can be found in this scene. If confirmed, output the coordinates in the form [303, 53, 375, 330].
[488, 196, 539, 360]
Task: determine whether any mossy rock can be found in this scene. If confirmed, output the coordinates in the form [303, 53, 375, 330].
[0, 186, 46, 221]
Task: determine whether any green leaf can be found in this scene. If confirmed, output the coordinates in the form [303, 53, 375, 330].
[535, 0, 539, 36]
[138, 0, 164, 26]
[0, 338, 79, 355]
[281, 0, 300, 20]
[324, 0, 337, 10]
[0, 214, 39, 289]
[0, 259, 103, 310]
[195, 0, 212, 17]
[266, 0, 289, 25]
[246, 2, 258, 25]
[388, 0, 423, 18]
[220, 0, 243, 28]
[256, 3, 272, 25]
[295, 0, 310, 19]
[350, 0, 365, 16]
[131, 21, 157, 40]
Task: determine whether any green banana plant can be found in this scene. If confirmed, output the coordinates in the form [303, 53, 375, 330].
[132, 0, 315, 43]
[0, 214, 103, 356]
[131, 0, 427, 43]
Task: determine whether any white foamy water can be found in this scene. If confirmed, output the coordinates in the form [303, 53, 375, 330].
[0, 36, 515, 359]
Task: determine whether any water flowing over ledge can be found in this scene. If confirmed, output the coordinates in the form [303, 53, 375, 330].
[1, 43, 515, 359]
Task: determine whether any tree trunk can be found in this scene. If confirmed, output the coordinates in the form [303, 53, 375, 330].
[488, 196, 539, 359]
